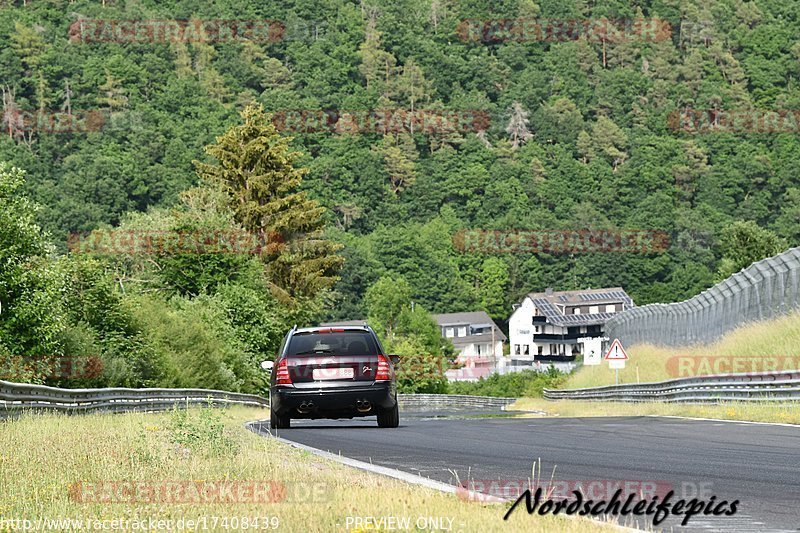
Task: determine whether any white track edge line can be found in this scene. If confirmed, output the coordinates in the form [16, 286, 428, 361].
[646, 414, 800, 428]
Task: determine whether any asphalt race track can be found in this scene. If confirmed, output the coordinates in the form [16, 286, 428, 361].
[251, 414, 800, 532]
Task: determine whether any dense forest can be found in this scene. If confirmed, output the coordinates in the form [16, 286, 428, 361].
[1, 0, 798, 391]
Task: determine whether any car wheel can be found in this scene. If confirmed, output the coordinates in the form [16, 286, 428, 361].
[377, 401, 399, 428]
[270, 408, 291, 429]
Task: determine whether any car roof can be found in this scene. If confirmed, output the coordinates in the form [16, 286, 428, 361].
[293, 325, 372, 334]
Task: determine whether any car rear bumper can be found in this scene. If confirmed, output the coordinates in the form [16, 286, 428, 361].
[271, 381, 396, 418]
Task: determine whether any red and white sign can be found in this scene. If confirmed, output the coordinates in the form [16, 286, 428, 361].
[604, 339, 628, 369]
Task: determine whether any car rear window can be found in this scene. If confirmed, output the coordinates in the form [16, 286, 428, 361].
[286, 331, 380, 356]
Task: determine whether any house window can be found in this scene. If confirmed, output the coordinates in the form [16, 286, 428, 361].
[458, 326, 467, 337]
[549, 344, 557, 354]
[514, 344, 520, 355]
[573, 308, 581, 315]
[534, 326, 541, 333]
[523, 345, 530, 355]
[476, 344, 482, 356]
[606, 304, 616, 313]
[445, 328, 454, 338]
[537, 345, 543, 355]
[589, 305, 599, 314]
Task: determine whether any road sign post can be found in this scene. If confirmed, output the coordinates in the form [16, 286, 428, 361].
[604, 338, 629, 385]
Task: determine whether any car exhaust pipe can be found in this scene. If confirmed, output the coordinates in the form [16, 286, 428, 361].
[297, 401, 314, 414]
[356, 399, 372, 413]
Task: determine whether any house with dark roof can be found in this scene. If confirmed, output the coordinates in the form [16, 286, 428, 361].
[433, 311, 506, 381]
[507, 287, 634, 369]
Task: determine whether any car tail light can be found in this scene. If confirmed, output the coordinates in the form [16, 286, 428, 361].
[275, 358, 292, 385]
[375, 354, 392, 381]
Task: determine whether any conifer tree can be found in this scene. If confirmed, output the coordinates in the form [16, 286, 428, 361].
[505, 102, 532, 149]
[194, 104, 344, 303]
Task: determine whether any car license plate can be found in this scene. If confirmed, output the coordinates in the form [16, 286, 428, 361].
[312, 367, 354, 380]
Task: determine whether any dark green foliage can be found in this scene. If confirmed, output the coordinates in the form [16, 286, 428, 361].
[447, 367, 567, 398]
[194, 104, 344, 304]
[365, 274, 454, 393]
[0, 164, 67, 365]
[716, 220, 786, 279]
[3, 0, 800, 394]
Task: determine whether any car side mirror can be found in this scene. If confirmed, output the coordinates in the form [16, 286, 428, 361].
[388, 354, 400, 365]
[260, 360, 274, 372]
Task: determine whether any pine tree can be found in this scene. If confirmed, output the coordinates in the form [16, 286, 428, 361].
[1, 85, 24, 141]
[505, 102, 532, 149]
[10, 22, 46, 76]
[591, 116, 627, 171]
[394, 59, 432, 115]
[576, 130, 593, 163]
[98, 69, 128, 110]
[58, 80, 73, 117]
[171, 41, 193, 78]
[358, 15, 397, 92]
[194, 104, 344, 303]
[262, 58, 292, 89]
[374, 134, 418, 194]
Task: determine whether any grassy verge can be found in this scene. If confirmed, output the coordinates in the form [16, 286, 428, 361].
[564, 311, 800, 390]
[0, 407, 613, 533]
[512, 398, 800, 425]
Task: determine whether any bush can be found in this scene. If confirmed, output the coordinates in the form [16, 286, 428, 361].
[130, 295, 245, 392]
[169, 405, 237, 457]
[447, 366, 567, 398]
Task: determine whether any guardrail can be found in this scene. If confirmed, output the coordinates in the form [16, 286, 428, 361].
[0, 380, 269, 417]
[543, 370, 800, 402]
[0, 380, 519, 417]
[398, 394, 518, 410]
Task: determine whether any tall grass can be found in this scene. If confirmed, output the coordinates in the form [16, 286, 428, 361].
[512, 398, 800, 425]
[0, 407, 611, 533]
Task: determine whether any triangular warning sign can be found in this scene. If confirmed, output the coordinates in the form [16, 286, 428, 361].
[604, 338, 628, 360]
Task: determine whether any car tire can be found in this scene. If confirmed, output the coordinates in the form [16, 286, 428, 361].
[270, 408, 291, 429]
[377, 401, 399, 428]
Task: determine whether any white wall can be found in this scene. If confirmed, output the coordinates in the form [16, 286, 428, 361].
[509, 297, 535, 358]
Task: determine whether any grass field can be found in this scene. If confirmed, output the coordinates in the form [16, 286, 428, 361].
[512, 398, 800, 425]
[563, 311, 800, 390]
[0, 406, 616, 533]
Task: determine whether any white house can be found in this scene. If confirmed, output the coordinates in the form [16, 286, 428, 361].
[433, 311, 506, 381]
[507, 287, 633, 371]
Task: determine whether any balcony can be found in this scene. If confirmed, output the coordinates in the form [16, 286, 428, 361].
[533, 332, 583, 341]
[532, 316, 547, 323]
